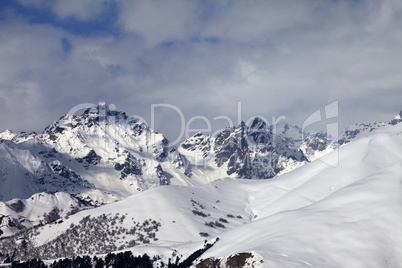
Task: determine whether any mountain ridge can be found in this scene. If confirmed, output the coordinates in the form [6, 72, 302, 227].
[0, 105, 311, 204]
[1, 106, 401, 202]
[0, 105, 401, 243]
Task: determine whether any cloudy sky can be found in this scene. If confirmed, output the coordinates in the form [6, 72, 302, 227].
[0, 0, 401, 142]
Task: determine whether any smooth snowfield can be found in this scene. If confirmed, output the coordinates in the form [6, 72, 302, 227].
[18, 123, 402, 267]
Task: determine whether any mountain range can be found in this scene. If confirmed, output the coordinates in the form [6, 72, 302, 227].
[0, 105, 401, 267]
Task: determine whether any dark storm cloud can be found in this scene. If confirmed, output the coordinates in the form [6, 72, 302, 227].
[0, 0, 401, 141]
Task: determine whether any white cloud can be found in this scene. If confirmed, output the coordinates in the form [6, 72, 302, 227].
[0, 0, 401, 139]
[201, 0, 315, 43]
[117, 0, 199, 47]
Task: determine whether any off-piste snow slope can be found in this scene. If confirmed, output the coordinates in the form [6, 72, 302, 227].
[199, 122, 402, 267]
[1, 117, 401, 267]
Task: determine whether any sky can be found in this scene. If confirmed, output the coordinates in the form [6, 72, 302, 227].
[0, 0, 401, 142]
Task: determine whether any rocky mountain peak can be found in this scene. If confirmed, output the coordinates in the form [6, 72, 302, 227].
[180, 119, 307, 179]
[389, 108, 402, 125]
[44, 104, 136, 136]
[249, 117, 267, 130]
[0, 129, 15, 141]
[41, 104, 168, 157]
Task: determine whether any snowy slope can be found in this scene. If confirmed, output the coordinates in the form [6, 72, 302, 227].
[301, 109, 402, 162]
[200, 123, 402, 267]
[0, 192, 90, 237]
[1, 122, 401, 267]
[0, 139, 94, 202]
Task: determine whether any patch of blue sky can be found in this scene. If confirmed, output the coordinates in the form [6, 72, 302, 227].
[60, 37, 72, 52]
[0, 0, 120, 36]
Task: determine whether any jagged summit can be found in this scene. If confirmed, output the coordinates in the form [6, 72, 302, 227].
[0, 129, 37, 143]
[44, 104, 148, 139]
[0, 104, 173, 205]
[249, 117, 268, 130]
[180, 118, 307, 179]
[390, 108, 402, 125]
[0, 129, 15, 140]
[40, 104, 169, 159]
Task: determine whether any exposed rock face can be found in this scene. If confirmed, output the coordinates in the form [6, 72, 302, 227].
[196, 258, 221, 268]
[181, 118, 307, 179]
[76, 149, 101, 168]
[225, 253, 254, 268]
[195, 253, 254, 268]
[114, 151, 143, 179]
[300, 131, 332, 159]
[155, 164, 168, 185]
[389, 108, 402, 125]
[181, 132, 211, 158]
[49, 161, 93, 188]
[6, 200, 25, 213]
[172, 152, 191, 177]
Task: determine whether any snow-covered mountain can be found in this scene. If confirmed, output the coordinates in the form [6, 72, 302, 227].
[1, 117, 401, 267]
[179, 118, 307, 180]
[0, 105, 310, 239]
[300, 109, 402, 162]
[0, 105, 185, 206]
[0, 106, 309, 207]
